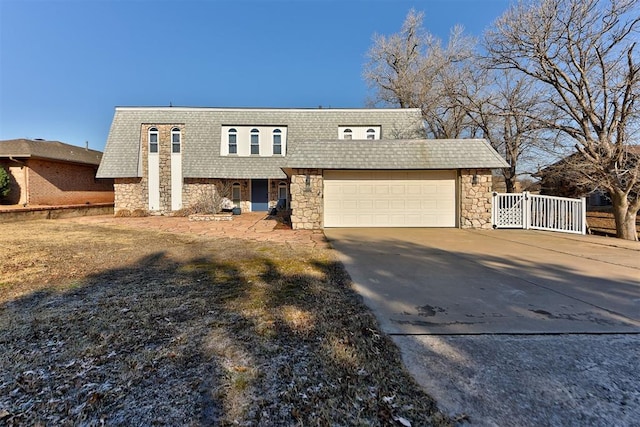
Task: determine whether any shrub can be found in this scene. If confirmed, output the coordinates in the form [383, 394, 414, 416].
[0, 166, 10, 199]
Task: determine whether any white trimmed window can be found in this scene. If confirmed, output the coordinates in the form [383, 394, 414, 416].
[250, 129, 260, 154]
[278, 182, 287, 202]
[149, 127, 159, 153]
[171, 127, 181, 153]
[228, 128, 237, 154]
[339, 126, 381, 140]
[273, 129, 282, 155]
[232, 182, 241, 207]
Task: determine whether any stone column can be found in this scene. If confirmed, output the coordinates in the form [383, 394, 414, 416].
[289, 169, 323, 230]
[460, 168, 493, 229]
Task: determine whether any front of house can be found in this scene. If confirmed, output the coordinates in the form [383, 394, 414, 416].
[97, 107, 508, 229]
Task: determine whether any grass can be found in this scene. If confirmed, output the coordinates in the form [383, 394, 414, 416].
[0, 219, 450, 426]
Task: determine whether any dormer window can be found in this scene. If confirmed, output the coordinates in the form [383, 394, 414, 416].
[228, 128, 237, 154]
[339, 126, 381, 140]
[171, 127, 181, 153]
[148, 127, 159, 153]
[273, 129, 282, 155]
[250, 128, 260, 154]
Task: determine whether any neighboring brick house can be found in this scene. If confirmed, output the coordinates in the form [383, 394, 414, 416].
[97, 107, 508, 230]
[0, 139, 114, 206]
[534, 146, 640, 207]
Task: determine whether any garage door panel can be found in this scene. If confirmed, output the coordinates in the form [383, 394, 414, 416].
[324, 170, 456, 228]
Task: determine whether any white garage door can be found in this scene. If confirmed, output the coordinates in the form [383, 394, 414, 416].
[324, 170, 457, 227]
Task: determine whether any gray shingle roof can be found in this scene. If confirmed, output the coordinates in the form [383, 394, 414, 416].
[97, 107, 425, 178]
[0, 139, 102, 166]
[284, 139, 510, 169]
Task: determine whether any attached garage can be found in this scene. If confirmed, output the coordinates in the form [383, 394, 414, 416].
[283, 139, 510, 230]
[323, 170, 456, 227]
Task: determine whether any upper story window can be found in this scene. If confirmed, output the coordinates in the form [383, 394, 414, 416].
[148, 127, 159, 153]
[273, 129, 282, 155]
[228, 128, 238, 154]
[250, 128, 260, 154]
[339, 126, 381, 140]
[171, 127, 181, 153]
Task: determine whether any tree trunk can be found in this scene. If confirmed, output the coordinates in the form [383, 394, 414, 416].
[611, 192, 639, 241]
[503, 165, 517, 193]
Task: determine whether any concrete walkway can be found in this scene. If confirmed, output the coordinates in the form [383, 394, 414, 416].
[61, 213, 328, 248]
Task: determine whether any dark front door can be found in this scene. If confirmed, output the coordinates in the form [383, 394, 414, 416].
[251, 179, 269, 211]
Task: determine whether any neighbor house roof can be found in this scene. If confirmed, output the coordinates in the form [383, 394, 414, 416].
[96, 107, 425, 179]
[0, 139, 102, 166]
[284, 139, 509, 170]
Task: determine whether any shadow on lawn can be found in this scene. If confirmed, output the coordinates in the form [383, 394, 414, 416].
[0, 246, 446, 426]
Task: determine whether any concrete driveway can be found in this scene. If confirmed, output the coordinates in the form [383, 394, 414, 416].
[325, 228, 640, 335]
[325, 228, 640, 425]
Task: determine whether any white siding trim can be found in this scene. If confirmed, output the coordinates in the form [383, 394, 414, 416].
[148, 153, 160, 211]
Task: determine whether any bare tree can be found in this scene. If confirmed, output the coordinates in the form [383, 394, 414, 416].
[456, 65, 548, 192]
[485, 0, 640, 240]
[364, 10, 476, 138]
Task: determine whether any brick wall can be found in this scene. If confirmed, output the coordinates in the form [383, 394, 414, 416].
[25, 158, 114, 206]
[460, 168, 493, 229]
[0, 160, 26, 205]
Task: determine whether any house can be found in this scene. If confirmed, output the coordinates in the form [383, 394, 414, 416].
[96, 107, 508, 229]
[0, 139, 114, 206]
[534, 146, 640, 207]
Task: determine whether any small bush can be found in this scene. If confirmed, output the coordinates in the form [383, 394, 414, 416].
[131, 209, 148, 217]
[0, 166, 10, 199]
[114, 209, 132, 217]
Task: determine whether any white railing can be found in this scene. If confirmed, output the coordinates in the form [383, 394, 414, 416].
[492, 192, 586, 235]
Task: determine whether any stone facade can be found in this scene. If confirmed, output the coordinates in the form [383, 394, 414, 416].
[268, 179, 289, 209]
[141, 123, 184, 214]
[459, 168, 493, 229]
[114, 178, 145, 214]
[183, 178, 251, 213]
[286, 168, 496, 230]
[289, 169, 323, 230]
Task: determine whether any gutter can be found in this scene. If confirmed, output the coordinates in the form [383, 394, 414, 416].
[8, 156, 27, 165]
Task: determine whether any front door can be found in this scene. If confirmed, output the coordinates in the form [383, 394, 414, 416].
[251, 179, 269, 211]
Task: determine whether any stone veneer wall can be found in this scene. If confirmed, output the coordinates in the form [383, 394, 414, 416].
[289, 169, 323, 230]
[268, 179, 289, 209]
[183, 178, 251, 212]
[114, 178, 145, 213]
[460, 168, 493, 229]
[141, 123, 184, 214]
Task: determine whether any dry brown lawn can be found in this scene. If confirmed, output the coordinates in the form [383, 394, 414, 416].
[0, 219, 450, 426]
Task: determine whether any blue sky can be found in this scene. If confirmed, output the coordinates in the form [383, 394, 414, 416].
[0, 0, 512, 152]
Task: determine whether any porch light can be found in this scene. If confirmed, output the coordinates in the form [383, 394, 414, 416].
[472, 174, 479, 185]
[305, 174, 311, 191]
